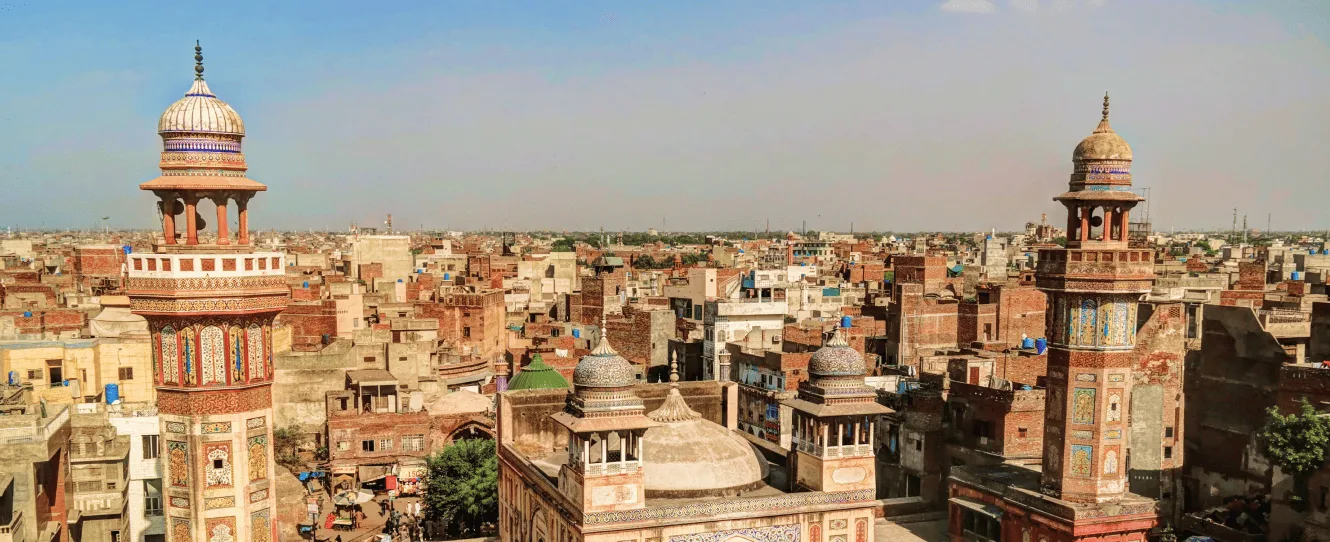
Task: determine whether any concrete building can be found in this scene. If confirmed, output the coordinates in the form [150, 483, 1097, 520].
[347, 235, 413, 290]
[67, 413, 130, 542]
[0, 397, 71, 542]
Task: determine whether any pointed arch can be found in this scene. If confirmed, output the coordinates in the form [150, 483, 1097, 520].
[181, 327, 197, 385]
[247, 324, 265, 380]
[160, 326, 180, 384]
[200, 326, 225, 385]
[230, 326, 246, 384]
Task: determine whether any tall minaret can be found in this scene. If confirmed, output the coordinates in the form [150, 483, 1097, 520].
[128, 42, 288, 542]
[1037, 94, 1153, 503]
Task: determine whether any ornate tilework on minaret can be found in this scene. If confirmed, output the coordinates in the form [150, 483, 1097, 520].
[1035, 94, 1153, 504]
[128, 42, 289, 542]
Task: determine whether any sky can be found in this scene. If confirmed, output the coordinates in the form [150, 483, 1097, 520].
[1, 0, 1327, 233]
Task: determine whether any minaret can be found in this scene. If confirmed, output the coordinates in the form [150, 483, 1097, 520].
[128, 43, 288, 542]
[550, 314, 657, 512]
[784, 319, 890, 493]
[1037, 94, 1152, 503]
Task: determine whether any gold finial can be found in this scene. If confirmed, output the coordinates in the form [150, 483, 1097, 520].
[194, 40, 204, 80]
[1102, 92, 1110, 121]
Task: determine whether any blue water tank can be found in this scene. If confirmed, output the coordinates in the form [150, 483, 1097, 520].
[1022, 337, 1035, 349]
[302, 281, 310, 288]
[22, 311, 31, 318]
[104, 383, 120, 404]
[840, 316, 853, 329]
[1293, 271, 1302, 280]
[7, 371, 16, 386]
[443, 273, 451, 280]
[397, 278, 404, 283]
[573, 328, 581, 339]
[1035, 338, 1048, 355]
[123, 245, 133, 255]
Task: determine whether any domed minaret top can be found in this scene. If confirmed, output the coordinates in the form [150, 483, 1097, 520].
[141, 42, 266, 249]
[1055, 93, 1143, 249]
[142, 41, 264, 195]
[1071, 93, 1133, 163]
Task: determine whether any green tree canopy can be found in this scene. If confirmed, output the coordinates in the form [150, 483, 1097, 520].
[422, 439, 498, 538]
[550, 239, 576, 252]
[1259, 398, 1330, 476]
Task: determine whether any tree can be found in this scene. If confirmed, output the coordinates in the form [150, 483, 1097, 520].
[1258, 398, 1330, 511]
[422, 439, 498, 537]
[550, 239, 575, 252]
[272, 426, 302, 471]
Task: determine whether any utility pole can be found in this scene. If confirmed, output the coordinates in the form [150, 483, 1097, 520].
[1242, 215, 1248, 244]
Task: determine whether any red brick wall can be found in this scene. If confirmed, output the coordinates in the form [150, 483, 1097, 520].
[358, 262, 383, 283]
[276, 301, 338, 351]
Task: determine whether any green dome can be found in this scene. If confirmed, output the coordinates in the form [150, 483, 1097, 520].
[507, 354, 570, 391]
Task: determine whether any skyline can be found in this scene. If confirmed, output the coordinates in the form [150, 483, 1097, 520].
[2, 1, 1328, 232]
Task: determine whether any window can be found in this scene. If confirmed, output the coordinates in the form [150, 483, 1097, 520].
[1164, 446, 1173, 459]
[363, 356, 375, 363]
[26, 369, 40, 380]
[693, 306, 702, 320]
[463, 327, 471, 338]
[143, 435, 160, 460]
[380, 438, 394, 451]
[145, 479, 162, 515]
[972, 420, 993, 439]
[362, 440, 376, 452]
[212, 459, 224, 470]
[111, 531, 121, 542]
[337, 441, 349, 451]
[905, 474, 921, 498]
[960, 509, 1001, 542]
[1165, 426, 1174, 438]
[119, 367, 134, 380]
[1017, 427, 1028, 438]
[47, 360, 63, 386]
[398, 357, 407, 362]
[402, 435, 425, 452]
[338, 398, 349, 411]
[915, 439, 923, 451]
[107, 481, 117, 490]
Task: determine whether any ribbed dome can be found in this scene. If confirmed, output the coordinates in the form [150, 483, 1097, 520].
[508, 354, 570, 391]
[158, 79, 245, 135]
[809, 328, 865, 376]
[1073, 94, 1131, 162]
[642, 387, 765, 497]
[572, 334, 636, 388]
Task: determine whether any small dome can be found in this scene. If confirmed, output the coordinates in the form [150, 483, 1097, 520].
[507, 354, 570, 391]
[1073, 93, 1131, 162]
[572, 335, 635, 388]
[642, 388, 765, 497]
[159, 79, 245, 135]
[809, 328, 865, 376]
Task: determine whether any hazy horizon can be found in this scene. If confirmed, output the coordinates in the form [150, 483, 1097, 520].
[3, 1, 1327, 232]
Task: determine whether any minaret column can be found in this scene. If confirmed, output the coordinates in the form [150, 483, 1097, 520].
[1079, 206, 1090, 243]
[184, 194, 200, 245]
[213, 193, 230, 245]
[237, 194, 251, 245]
[160, 194, 178, 245]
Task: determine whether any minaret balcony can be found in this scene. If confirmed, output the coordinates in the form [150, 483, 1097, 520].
[1035, 248, 1154, 291]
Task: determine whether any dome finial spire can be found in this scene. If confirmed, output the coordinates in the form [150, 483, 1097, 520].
[1102, 92, 1110, 121]
[194, 40, 205, 80]
[669, 350, 680, 384]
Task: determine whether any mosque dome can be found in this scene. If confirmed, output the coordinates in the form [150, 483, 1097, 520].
[808, 328, 865, 377]
[507, 354, 570, 391]
[572, 333, 636, 389]
[157, 43, 245, 136]
[641, 374, 765, 497]
[1072, 93, 1131, 162]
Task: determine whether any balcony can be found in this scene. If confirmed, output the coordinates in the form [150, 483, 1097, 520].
[0, 511, 22, 542]
[1035, 248, 1154, 291]
[127, 252, 285, 279]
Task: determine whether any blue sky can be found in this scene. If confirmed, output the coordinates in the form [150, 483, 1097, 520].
[1, 0, 1327, 232]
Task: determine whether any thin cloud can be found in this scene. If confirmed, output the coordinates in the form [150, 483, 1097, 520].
[1010, 0, 1038, 13]
[941, 0, 998, 14]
